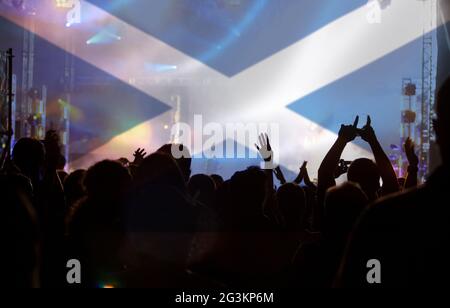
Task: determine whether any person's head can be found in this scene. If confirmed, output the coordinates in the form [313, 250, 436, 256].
[230, 166, 267, 215]
[157, 144, 192, 182]
[210, 174, 224, 188]
[276, 183, 307, 230]
[324, 182, 368, 239]
[347, 158, 380, 200]
[188, 174, 216, 207]
[12, 138, 45, 181]
[84, 160, 131, 204]
[435, 77, 450, 165]
[136, 152, 186, 190]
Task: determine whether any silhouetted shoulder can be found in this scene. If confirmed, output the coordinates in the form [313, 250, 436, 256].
[338, 169, 450, 287]
[358, 185, 430, 230]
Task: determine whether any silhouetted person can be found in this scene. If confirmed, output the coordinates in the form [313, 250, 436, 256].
[56, 154, 68, 183]
[347, 158, 380, 201]
[122, 152, 208, 287]
[12, 138, 45, 190]
[188, 174, 216, 208]
[64, 169, 87, 210]
[187, 174, 221, 272]
[337, 77, 450, 287]
[277, 183, 307, 232]
[292, 182, 368, 287]
[12, 135, 66, 287]
[274, 183, 316, 286]
[1, 173, 40, 288]
[403, 137, 420, 189]
[158, 144, 192, 182]
[317, 116, 399, 229]
[67, 160, 132, 287]
[194, 166, 284, 287]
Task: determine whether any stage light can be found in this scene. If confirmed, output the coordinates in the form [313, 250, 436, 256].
[144, 63, 178, 73]
[86, 29, 122, 45]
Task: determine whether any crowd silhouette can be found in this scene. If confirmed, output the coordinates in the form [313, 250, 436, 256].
[2, 77, 450, 288]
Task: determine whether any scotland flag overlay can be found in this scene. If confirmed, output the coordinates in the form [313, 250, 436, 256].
[0, 0, 447, 179]
[86, 0, 367, 76]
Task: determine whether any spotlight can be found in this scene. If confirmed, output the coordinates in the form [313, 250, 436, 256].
[85, 29, 122, 45]
[144, 63, 178, 73]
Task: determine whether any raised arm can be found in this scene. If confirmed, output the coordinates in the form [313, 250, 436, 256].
[295, 161, 317, 190]
[318, 116, 359, 204]
[256, 133, 277, 217]
[359, 116, 399, 195]
[404, 137, 419, 189]
[132, 148, 147, 166]
[273, 166, 287, 185]
[294, 161, 307, 184]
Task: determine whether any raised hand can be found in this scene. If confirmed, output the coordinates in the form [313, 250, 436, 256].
[358, 116, 377, 144]
[255, 133, 273, 163]
[300, 161, 308, 171]
[338, 116, 359, 143]
[404, 137, 419, 167]
[133, 148, 147, 165]
[273, 166, 287, 185]
[294, 161, 308, 184]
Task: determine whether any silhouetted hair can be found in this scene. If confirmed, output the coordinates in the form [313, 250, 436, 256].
[277, 183, 307, 230]
[210, 174, 224, 188]
[136, 152, 186, 190]
[324, 182, 368, 236]
[188, 174, 216, 207]
[157, 144, 192, 182]
[230, 166, 266, 214]
[12, 138, 45, 178]
[347, 158, 380, 198]
[84, 160, 131, 202]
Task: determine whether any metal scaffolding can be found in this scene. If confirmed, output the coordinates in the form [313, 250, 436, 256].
[419, 0, 437, 180]
[0, 49, 14, 171]
[398, 0, 437, 180]
[19, 13, 36, 139]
